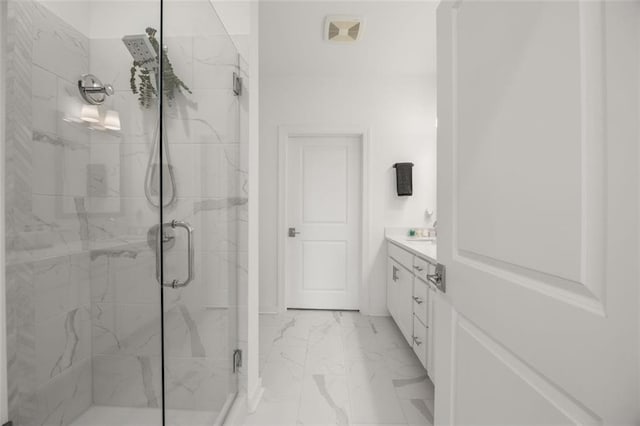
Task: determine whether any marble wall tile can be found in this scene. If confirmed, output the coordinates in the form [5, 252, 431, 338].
[56, 78, 91, 147]
[89, 143, 122, 198]
[35, 306, 91, 386]
[167, 144, 199, 198]
[199, 204, 240, 252]
[200, 250, 236, 308]
[164, 358, 229, 410]
[119, 143, 151, 198]
[31, 1, 89, 83]
[92, 302, 161, 356]
[192, 35, 238, 90]
[8, 254, 92, 426]
[5, 0, 35, 242]
[32, 66, 57, 135]
[163, 305, 229, 360]
[200, 143, 241, 198]
[33, 254, 90, 324]
[165, 88, 239, 145]
[20, 358, 92, 426]
[92, 354, 162, 408]
[90, 246, 158, 305]
[6, 265, 23, 423]
[31, 132, 61, 197]
[5, 2, 95, 424]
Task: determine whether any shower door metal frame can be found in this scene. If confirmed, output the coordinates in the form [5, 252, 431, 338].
[0, 0, 9, 422]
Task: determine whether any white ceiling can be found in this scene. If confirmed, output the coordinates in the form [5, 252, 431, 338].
[260, 1, 437, 77]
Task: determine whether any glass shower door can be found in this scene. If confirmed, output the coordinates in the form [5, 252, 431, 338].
[2, 0, 240, 423]
[3, 0, 166, 424]
[159, 1, 240, 423]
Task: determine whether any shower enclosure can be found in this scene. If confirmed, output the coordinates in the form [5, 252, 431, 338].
[2, 0, 247, 424]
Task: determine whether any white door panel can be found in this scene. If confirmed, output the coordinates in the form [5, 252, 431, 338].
[287, 135, 362, 310]
[436, 1, 639, 424]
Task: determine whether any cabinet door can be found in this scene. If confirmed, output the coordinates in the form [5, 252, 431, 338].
[387, 258, 399, 318]
[397, 264, 414, 344]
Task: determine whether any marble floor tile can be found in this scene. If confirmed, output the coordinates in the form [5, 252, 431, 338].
[244, 401, 299, 426]
[266, 344, 308, 366]
[346, 360, 406, 424]
[260, 359, 305, 404]
[298, 374, 351, 426]
[251, 310, 436, 426]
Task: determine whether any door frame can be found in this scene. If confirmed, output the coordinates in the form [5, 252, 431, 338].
[277, 126, 371, 314]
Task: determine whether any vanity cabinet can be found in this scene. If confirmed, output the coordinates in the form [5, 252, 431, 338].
[387, 258, 414, 344]
[387, 240, 437, 378]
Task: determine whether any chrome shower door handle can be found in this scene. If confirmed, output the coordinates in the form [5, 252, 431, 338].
[156, 220, 195, 288]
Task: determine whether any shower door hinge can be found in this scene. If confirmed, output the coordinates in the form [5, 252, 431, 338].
[233, 349, 243, 373]
[233, 72, 242, 96]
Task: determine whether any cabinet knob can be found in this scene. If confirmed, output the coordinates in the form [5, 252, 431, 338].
[413, 265, 424, 272]
[413, 296, 424, 304]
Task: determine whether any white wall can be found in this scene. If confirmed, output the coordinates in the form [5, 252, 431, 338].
[259, 2, 437, 315]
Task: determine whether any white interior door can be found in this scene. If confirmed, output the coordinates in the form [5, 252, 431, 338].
[435, 1, 639, 425]
[286, 134, 362, 310]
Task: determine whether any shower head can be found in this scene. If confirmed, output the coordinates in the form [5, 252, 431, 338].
[122, 34, 158, 69]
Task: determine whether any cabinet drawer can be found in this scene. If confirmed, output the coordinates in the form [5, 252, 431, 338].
[413, 255, 433, 283]
[388, 242, 414, 271]
[412, 314, 427, 369]
[413, 278, 428, 325]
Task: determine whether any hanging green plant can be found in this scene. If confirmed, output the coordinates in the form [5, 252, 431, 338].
[129, 27, 192, 109]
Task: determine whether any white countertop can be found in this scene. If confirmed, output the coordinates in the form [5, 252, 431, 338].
[385, 233, 437, 264]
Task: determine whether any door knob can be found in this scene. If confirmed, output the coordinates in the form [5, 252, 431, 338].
[288, 227, 301, 238]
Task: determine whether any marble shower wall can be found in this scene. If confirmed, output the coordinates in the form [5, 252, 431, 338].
[4, 0, 245, 421]
[4, 0, 94, 424]
[87, 30, 244, 411]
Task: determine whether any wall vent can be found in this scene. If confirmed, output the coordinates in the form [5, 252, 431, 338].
[324, 16, 364, 43]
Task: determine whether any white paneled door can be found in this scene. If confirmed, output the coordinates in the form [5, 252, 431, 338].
[436, 1, 639, 425]
[286, 135, 362, 310]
